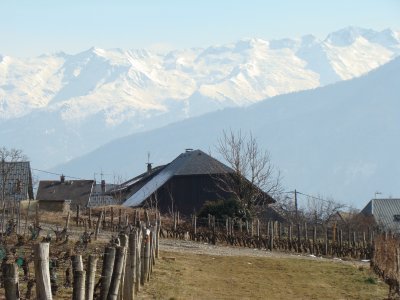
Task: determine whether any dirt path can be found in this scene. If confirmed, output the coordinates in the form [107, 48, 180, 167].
[159, 238, 369, 266]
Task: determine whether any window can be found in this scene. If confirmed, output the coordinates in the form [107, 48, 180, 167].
[393, 215, 400, 222]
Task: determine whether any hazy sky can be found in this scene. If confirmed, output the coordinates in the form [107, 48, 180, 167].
[1, 0, 399, 57]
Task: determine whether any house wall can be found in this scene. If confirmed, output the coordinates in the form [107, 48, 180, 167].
[38, 200, 70, 212]
[146, 174, 231, 215]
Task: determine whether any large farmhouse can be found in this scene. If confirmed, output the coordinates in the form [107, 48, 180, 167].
[119, 149, 275, 215]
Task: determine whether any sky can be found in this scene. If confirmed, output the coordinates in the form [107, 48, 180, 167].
[1, 0, 399, 57]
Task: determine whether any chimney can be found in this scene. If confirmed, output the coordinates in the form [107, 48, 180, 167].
[101, 180, 106, 193]
[147, 163, 152, 174]
[185, 148, 193, 153]
[60, 174, 65, 183]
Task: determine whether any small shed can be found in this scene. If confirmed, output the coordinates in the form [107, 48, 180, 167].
[36, 176, 94, 208]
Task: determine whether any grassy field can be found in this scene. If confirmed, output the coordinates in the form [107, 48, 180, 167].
[140, 251, 387, 300]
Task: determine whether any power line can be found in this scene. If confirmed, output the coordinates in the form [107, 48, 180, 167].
[278, 189, 349, 207]
[31, 168, 90, 181]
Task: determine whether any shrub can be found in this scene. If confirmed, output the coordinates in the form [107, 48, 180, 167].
[198, 198, 247, 220]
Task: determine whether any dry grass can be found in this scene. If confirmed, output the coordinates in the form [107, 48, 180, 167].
[140, 251, 387, 300]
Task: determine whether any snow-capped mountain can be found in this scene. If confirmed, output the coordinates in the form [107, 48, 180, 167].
[52, 56, 400, 207]
[1, 26, 399, 169]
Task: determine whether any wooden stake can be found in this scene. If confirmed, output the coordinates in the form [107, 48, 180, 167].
[72, 255, 83, 274]
[118, 234, 128, 300]
[95, 211, 103, 241]
[76, 205, 80, 227]
[65, 211, 71, 230]
[135, 229, 142, 293]
[35, 203, 40, 227]
[124, 231, 138, 300]
[111, 207, 114, 231]
[156, 213, 161, 259]
[88, 208, 92, 229]
[85, 255, 98, 300]
[3, 262, 20, 300]
[107, 246, 126, 300]
[100, 247, 116, 300]
[34, 243, 52, 300]
[72, 270, 86, 300]
[23, 198, 32, 236]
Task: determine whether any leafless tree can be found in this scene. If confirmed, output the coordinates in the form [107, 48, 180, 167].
[0, 147, 28, 206]
[304, 194, 346, 226]
[215, 129, 282, 219]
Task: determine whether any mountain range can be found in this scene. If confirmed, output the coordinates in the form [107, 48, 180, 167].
[52, 55, 400, 207]
[1, 26, 399, 171]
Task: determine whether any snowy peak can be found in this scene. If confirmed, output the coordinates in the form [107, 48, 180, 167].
[325, 26, 400, 49]
[1, 26, 400, 169]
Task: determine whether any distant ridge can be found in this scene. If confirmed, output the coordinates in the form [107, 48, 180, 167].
[1, 26, 399, 170]
[52, 57, 400, 207]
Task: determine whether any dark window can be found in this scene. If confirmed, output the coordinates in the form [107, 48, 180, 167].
[394, 215, 400, 222]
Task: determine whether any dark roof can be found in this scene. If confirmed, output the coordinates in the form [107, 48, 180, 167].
[36, 179, 94, 207]
[0, 161, 34, 200]
[172, 150, 233, 175]
[361, 198, 400, 231]
[112, 165, 166, 195]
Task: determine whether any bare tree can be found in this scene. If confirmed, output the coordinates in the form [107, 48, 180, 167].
[215, 129, 282, 219]
[0, 147, 28, 206]
[304, 195, 346, 226]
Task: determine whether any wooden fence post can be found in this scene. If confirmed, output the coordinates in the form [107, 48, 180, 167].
[136, 229, 142, 293]
[304, 222, 308, 242]
[65, 211, 71, 231]
[72, 270, 86, 300]
[173, 212, 177, 234]
[124, 231, 138, 300]
[35, 203, 40, 227]
[144, 210, 150, 227]
[85, 255, 98, 300]
[297, 223, 301, 251]
[76, 205, 80, 227]
[118, 234, 128, 300]
[95, 211, 103, 241]
[110, 207, 114, 231]
[3, 262, 20, 300]
[23, 198, 32, 236]
[107, 246, 126, 300]
[270, 221, 274, 251]
[72, 255, 83, 272]
[100, 246, 116, 300]
[141, 228, 151, 285]
[313, 226, 317, 254]
[34, 243, 52, 300]
[156, 214, 161, 259]
[194, 215, 197, 240]
[118, 209, 122, 229]
[88, 208, 92, 229]
[325, 228, 329, 255]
